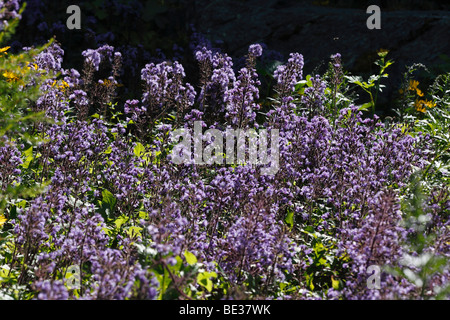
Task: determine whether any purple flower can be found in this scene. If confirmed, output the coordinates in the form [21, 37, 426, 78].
[274, 52, 304, 99]
[248, 44, 263, 58]
[82, 45, 115, 71]
[33, 280, 69, 300]
[35, 42, 64, 72]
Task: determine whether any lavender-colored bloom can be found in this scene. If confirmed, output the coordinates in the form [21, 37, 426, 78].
[339, 190, 410, 299]
[224, 47, 261, 128]
[34, 42, 64, 72]
[195, 47, 235, 124]
[139, 60, 196, 136]
[82, 45, 115, 71]
[301, 74, 327, 114]
[274, 52, 304, 99]
[0, 137, 23, 191]
[330, 53, 343, 87]
[33, 280, 69, 300]
[248, 44, 263, 58]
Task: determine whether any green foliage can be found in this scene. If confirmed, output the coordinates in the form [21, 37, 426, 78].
[346, 50, 393, 114]
[0, 36, 55, 215]
[135, 242, 223, 300]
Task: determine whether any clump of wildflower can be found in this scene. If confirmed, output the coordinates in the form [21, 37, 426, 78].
[82, 44, 115, 72]
[34, 42, 64, 72]
[301, 74, 327, 115]
[0, 137, 23, 191]
[273, 52, 304, 100]
[195, 46, 235, 124]
[224, 44, 262, 128]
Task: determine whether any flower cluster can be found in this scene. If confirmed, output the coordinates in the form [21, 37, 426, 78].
[274, 52, 304, 100]
[2, 7, 448, 299]
[224, 44, 262, 128]
[0, 137, 23, 191]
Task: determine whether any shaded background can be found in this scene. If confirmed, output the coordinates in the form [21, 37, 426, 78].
[10, 0, 450, 114]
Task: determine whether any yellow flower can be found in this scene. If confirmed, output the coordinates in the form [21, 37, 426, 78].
[406, 80, 426, 97]
[100, 78, 122, 87]
[0, 46, 10, 56]
[423, 99, 436, 108]
[415, 100, 426, 113]
[416, 89, 424, 97]
[2, 70, 20, 82]
[409, 80, 419, 91]
[0, 214, 7, 228]
[415, 99, 436, 113]
[51, 79, 70, 91]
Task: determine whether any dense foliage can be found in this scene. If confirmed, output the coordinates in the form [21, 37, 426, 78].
[0, 1, 449, 300]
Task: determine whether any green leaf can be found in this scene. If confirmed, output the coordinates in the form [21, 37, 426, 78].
[358, 102, 373, 112]
[138, 211, 148, 220]
[184, 250, 197, 266]
[101, 189, 117, 213]
[134, 142, 145, 157]
[305, 273, 315, 291]
[294, 80, 307, 92]
[0, 265, 12, 283]
[21, 146, 33, 169]
[305, 74, 313, 87]
[197, 271, 217, 292]
[114, 215, 128, 229]
[127, 226, 143, 238]
[284, 210, 294, 229]
[156, 270, 172, 299]
[331, 276, 341, 290]
[345, 75, 363, 86]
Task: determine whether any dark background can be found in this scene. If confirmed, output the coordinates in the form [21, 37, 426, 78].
[10, 0, 450, 114]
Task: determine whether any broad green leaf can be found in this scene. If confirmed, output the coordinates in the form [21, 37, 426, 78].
[127, 226, 143, 238]
[114, 215, 128, 229]
[197, 271, 217, 292]
[0, 265, 12, 282]
[102, 189, 116, 212]
[331, 276, 341, 290]
[306, 74, 313, 87]
[134, 142, 145, 157]
[138, 211, 148, 220]
[284, 210, 294, 229]
[358, 102, 373, 112]
[21, 146, 33, 169]
[184, 250, 197, 266]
